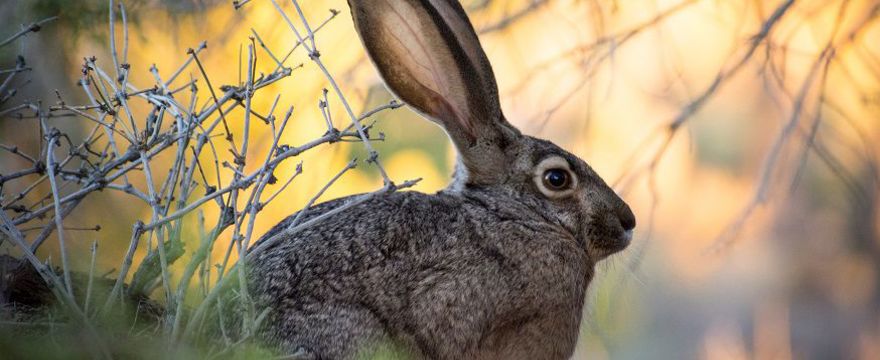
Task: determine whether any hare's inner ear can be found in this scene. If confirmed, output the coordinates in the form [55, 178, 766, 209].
[349, 0, 520, 183]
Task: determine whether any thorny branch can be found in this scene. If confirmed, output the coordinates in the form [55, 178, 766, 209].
[0, 0, 408, 347]
[0, 16, 58, 48]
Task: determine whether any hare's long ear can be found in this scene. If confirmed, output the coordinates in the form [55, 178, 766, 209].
[349, 0, 520, 184]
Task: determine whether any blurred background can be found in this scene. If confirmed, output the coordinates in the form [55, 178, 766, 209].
[1, 0, 878, 358]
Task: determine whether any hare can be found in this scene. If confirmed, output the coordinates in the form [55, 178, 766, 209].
[247, 0, 636, 359]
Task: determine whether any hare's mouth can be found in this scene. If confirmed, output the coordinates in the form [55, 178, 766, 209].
[594, 229, 632, 260]
[623, 229, 634, 243]
[612, 231, 632, 251]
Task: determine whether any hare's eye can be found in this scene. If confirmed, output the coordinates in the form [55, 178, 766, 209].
[542, 169, 570, 190]
[533, 155, 578, 199]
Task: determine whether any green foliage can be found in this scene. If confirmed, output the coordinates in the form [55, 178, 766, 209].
[0, 280, 278, 359]
[357, 340, 419, 360]
[129, 239, 186, 296]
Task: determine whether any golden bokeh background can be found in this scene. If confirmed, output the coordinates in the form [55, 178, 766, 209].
[1, 0, 879, 358]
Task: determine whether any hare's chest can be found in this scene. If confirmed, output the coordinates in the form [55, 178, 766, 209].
[475, 304, 583, 360]
[507, 233, 591, 304]
[468, 232, 590, 358]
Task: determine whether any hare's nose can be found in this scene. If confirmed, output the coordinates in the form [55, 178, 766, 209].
[617, 202, 636, 231]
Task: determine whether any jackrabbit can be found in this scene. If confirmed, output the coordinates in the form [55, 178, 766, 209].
[248, 0, 636, 358]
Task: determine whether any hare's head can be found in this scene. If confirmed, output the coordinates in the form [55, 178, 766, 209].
[350, 0, 635, 260]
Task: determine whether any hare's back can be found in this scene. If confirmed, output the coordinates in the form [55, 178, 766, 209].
[247, 191, 482, 301]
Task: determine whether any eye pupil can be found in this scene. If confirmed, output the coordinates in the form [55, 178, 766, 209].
[543, 169, 569, 190]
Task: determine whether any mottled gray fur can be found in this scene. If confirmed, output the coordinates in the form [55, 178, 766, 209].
[247, 1, 635, 359]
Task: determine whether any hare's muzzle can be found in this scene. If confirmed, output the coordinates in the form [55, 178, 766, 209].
[591, 195, 636, 259]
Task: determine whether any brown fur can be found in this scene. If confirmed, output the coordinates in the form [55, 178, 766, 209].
[247, 1, 636, 359]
